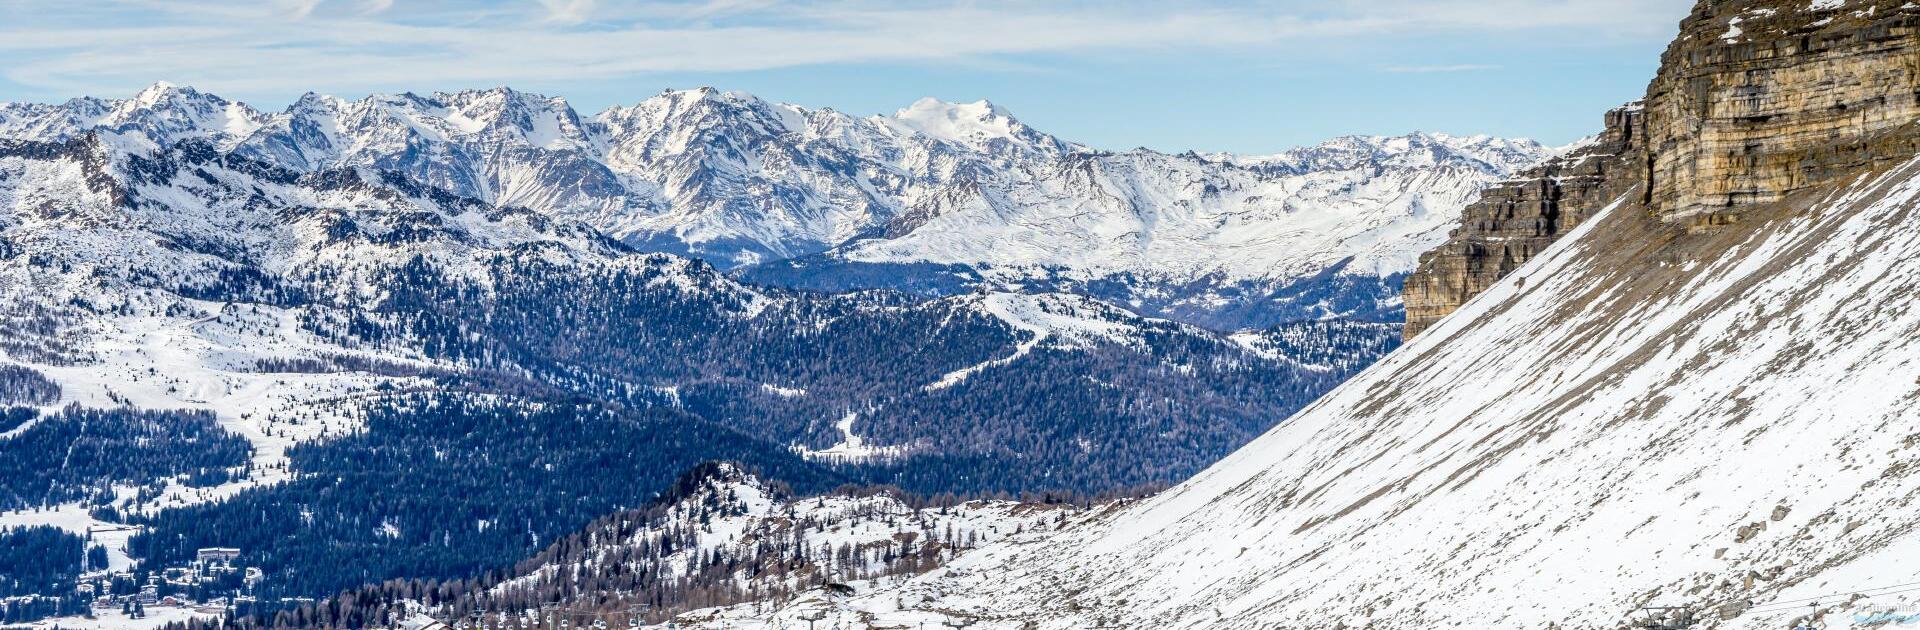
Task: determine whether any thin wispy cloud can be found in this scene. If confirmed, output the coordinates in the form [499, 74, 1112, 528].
[660, 0, 784, 22]
[1386, 64, 1503, 74]
[276, 0, 326, 20]
[535, 0, 596, 25]
[0, 0, 1684, 101]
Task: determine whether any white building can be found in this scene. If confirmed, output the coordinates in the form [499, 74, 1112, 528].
[195, 548, 242, 568]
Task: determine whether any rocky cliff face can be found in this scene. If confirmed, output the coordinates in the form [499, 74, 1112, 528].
[1403, 105, 1646, 338]
[1405, 0, 1920, 338]
[1648, 0, 1920, 225]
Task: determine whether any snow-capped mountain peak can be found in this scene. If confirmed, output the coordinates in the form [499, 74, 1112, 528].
[429, 87, 595, 151]
[127, 81, 182, 107]
[0, 82, 266, 152]
[600, 87, 804, 139]
[287, 90, 347, 114]
[885, 97, 1070, 156]
[110, 82, 265, 144]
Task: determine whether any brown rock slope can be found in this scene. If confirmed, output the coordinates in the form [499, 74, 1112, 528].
[1404, 0, 1920, 339]
[1403, 105, 1645, 338]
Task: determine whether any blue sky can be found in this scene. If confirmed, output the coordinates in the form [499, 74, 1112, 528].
[0, 0, 1693, 153]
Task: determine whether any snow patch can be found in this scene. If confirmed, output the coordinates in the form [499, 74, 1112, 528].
[793, 412, 911, 463]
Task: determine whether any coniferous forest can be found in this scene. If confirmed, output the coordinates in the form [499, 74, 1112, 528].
[123, 395, 845, 602]
[0, 526, 90, 623]
[0, 407, 251, 511]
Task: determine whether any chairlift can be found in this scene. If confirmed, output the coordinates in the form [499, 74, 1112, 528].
[1790, 601, 1825, 630]
[1635, 606, 1696, 630]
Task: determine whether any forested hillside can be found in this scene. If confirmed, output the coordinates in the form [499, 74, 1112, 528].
[176, 464, 1092, 630]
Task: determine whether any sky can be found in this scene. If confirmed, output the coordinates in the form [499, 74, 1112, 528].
[0, 0, 1695, 153]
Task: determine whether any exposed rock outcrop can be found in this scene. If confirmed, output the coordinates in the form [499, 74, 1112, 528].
[1648, 0, 1920, 225]
[1405, 0, 1920, 339]
[1403, 105, 1645, 338]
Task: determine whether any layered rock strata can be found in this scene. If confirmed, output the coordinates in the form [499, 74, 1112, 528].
[1648, 0, 1920, 225]
[1403, 105, 1646, 338]
[1405, 0, 1920, 339]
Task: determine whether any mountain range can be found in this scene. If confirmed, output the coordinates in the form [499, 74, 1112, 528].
[0, 84, 1550, 329]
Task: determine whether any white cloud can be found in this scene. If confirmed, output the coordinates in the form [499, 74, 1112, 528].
[0, 0, 1688, 100]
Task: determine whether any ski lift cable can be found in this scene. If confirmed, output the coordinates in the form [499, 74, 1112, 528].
[1670, 578, 1920, 620]
[1748, 585, 1920, 617]
[1740, 584, 1920, 617]
[1744, 581, 1920, 610]
[1693, 578, 1920, 612]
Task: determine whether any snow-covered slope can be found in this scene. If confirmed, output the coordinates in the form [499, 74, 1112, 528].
[0, 131, 644, 520]
[835, 133, 1522, 281]
[246, 462, 1089, 629]
[495, 463, 1076, 604]
[655, 134, 1920, 630]
[0, 85, 1546, 327]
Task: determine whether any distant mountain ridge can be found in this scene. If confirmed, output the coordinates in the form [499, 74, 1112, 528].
[751, 130, 1552, 328]
[0, 84, 1550, 328]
